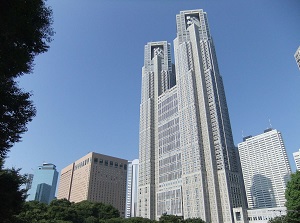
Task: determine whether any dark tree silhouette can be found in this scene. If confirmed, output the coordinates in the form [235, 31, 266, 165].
[0, 1, 54, 222]
[0, 0, 54, 158]
[0, 163, 28, 223]
[0, 0, 54, 78]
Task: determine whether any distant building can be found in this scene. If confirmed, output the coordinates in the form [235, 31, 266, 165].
[27, 163, 58, 204]
[57, 152, 128, 217]
[238, 129, 291, 209]
[293, 149, 300, 171]
[125, 159, 139, 218]
[25, 173, 34, 191]
[233, 206, 286, 223]
[295, 46, 300, 70]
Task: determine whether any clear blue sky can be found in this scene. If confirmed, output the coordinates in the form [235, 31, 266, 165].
[5, 0, 300, 175]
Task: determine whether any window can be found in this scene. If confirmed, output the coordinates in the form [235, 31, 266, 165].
[110, 161, 113, 166]
[115, 162, 118, 168]
[94, 158, 98, 163]
[105, 160, 108, 166]
[124, 164, 127, 170]
[99, 159, 103, 164]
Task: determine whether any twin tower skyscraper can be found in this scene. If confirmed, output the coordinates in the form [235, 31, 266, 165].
[138, 9, 246, 222]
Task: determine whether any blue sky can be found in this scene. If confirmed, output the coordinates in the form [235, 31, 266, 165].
[5, 0, 300, 174]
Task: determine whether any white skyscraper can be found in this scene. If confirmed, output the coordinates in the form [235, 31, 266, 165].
[125, 159, 139, 218]
[293, 149, 300, 171]
[238, 129, 291, 209]
[138, 9, 246, 223]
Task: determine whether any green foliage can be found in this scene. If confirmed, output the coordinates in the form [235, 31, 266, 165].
[159, 213, 183, 223]
[268, 216, 287, 223]
[0, 78, 36, 159]
[0, 0, 54, 222]
[0, 0, 54, 78]
[15, 199, 120, 223]
[184, 218, 206, 223]
[124, 217, 157, 223]
[15, 204, 208, 223]
[0, 0, 54, 158]
[15, 201, 49, 223]
[285, 171, 300, 223]
[0, 163, 28, 223]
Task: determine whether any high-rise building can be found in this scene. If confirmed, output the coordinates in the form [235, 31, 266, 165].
[57, 152, 128, 217]
[25, 173, 34, 192]
[27, 163, 58, 204]
[295, 46, 300, 70]
[125, 159, 139, 218]
[138, 9, 246, 222]
[238, 129, 291, 209]
[293, 149, 300, 171]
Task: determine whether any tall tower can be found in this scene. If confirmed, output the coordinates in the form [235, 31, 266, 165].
[138, 9, 246, 223]
[238, 129, 291, 208]
[293, 149, 300, 170]
[139, 41, 176, 219]
[27, 163, 58, 204]
[125, 159, 139, 218]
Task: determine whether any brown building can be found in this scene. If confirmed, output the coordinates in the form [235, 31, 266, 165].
[57, 152, 128, 216]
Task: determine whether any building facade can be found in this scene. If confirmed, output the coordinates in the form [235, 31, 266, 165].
[138, 9, 246, 222]
[293, 149, 300, 171]
[25, 173, 34, 192]
[125, 159, 139, 218]
[295, 46, 300, 70]
[238, 129, 291, 209]
[57, 152, 128, 217]
[27, 163, 58, 204]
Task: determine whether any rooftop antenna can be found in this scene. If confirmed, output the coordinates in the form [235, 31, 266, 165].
[268, 118, 273, 128]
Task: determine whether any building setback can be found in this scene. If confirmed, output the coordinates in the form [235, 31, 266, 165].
[27, 163, 58, 204]
[238, 129, 291, 209]
[57, 152, 128, 217]
[138, 9, 246, 222]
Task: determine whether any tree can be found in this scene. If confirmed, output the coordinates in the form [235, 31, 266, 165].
[15, 201, 49, 223]
[184, 218, 206, 223]
[268, 216, 287, 223]
[159, 214, 183, 223]
[0, 162, 28, 223]
[0, 79, 36, 159]
[0, 0, 54, 158]
[285, 171, 300, 223]
[124, 217, 157, 223]
[15, 199, 121, 223]
[47, 199, 77, 223]
[0, 0, 54, 78]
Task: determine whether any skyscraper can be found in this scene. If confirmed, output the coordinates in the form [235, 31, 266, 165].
[57, 152, 128, 217]
[138, 9, 246, 222]
[125, 159, 139, 218]
[27, 163, 58, 204]
[238, 129, 291, 209]
[293, 149, 300, 171]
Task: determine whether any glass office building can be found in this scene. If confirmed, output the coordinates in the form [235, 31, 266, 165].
[27, 163, 58, 204]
